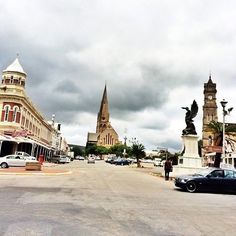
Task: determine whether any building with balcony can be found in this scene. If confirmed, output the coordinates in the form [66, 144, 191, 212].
[0, 57, 63, 159]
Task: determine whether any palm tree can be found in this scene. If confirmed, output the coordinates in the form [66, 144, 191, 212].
[130, 140, 145, 168]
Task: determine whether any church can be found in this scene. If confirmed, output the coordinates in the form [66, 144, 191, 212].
[87, 85, 120, 148]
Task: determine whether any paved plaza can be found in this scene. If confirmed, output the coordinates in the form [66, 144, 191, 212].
[0, 160, 236, 236]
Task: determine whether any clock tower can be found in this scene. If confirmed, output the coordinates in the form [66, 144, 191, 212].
[202, 75, 218, 148]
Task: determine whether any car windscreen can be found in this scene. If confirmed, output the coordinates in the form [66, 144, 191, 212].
[194, 168, 213, 177]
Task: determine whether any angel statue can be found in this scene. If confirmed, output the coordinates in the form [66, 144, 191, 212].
[182, 100, 198, 135]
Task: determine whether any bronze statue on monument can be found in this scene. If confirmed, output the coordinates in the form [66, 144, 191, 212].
[182, 100, 198, 135]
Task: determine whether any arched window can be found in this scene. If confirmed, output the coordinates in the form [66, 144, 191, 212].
[12, 106, 19, 122]
[4, 105, 10, 121]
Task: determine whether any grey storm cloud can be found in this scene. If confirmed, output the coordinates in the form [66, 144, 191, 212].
[1, 0, 236, 150]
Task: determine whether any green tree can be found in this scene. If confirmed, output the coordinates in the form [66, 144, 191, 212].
[69, 145, 84, 157]
[109, 144, 128, 157]
[130, 140, 146, 167]
[85, 143, 97, 156]
[95, 146, 109, 156]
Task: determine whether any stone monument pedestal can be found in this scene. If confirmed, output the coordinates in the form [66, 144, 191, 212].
[168, 135, 204, 178]
[178, 134, 202, 168]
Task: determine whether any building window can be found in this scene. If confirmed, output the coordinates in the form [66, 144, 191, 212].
[4, 105, 10, 121]
[25, 119, 29, 128]
[21, 116, 25, 126]
[12, 106, 19, 122]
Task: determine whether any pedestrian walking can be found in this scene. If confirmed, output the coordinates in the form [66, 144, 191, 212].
[164, 158, 172, 180]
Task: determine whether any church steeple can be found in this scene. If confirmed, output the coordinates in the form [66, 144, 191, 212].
[96, 85, 110, 133]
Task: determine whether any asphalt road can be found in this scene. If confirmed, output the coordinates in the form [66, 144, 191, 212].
[0, 161, 236, 236]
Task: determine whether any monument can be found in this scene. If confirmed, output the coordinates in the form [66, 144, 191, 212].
[179, 100, 202, 167]
[171, 100, 203, 177]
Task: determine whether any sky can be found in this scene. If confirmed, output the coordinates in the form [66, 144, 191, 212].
[1, 0, 236, 152]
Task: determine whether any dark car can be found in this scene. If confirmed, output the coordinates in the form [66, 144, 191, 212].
[175, 167, 236, 193]
[113, 158, 130, 166]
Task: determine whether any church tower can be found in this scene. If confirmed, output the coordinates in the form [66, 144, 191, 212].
[202, 75, 218, 148]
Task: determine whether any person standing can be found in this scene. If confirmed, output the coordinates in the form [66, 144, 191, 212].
[164, 158, 172, 180]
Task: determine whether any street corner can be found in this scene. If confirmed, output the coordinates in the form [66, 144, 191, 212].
[0, 166, 72, 176]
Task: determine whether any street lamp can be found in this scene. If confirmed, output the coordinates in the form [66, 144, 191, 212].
[220, 99, 233, 164]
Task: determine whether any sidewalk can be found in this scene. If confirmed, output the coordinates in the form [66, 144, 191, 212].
[0, 162, 72, 175]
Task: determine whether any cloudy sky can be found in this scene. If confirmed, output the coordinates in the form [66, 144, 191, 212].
[1, 0, 236, 152]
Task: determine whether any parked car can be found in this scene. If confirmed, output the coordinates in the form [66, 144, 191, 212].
[0, 154, 39, 168]
[87, 156, 95, 164]
[175, 167, 236, 193]
[75, 156, 85, 160]
[114, 158, 130, 166]
[106, 157, 116, 163]
[65, 156, 71, 163]
[153, 159, 162, 167]
[15, 151, 36, 160]
[49, 155, 67, 164]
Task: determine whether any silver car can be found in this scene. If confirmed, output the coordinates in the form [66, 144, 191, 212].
[0, 154, 38, 168]
[87, 156, 95, 164]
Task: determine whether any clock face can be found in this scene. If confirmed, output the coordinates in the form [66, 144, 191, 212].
[208, 95, 213, 100]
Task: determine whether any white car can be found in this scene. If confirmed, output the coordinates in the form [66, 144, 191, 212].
[87, 156, 95, 164]
[15, 151, 36, 160]
[65, 156, 71, 163]
[0, 154, 39, 168]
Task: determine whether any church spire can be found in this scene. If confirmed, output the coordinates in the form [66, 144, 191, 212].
[99, 85, 108, 113]
[96, 85, 110, 133]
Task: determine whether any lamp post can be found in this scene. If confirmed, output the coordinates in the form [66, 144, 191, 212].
[220, 99, 227, 163]
[220, 99, 233, 164]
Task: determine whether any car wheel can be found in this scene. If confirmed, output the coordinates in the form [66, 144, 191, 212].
[1, 162, 8, 168]
[186, 181, 197, 193]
